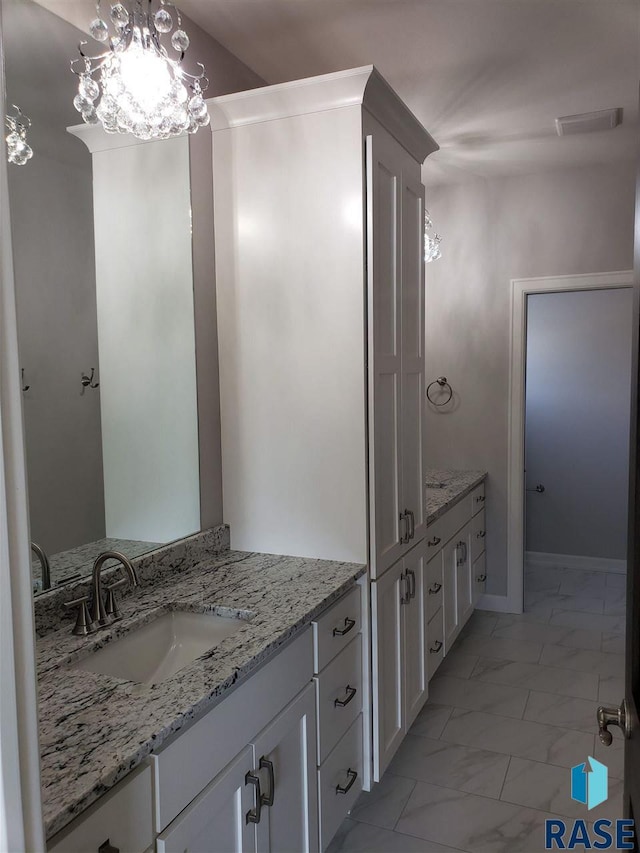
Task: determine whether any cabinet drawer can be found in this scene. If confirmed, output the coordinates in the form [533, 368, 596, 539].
[426, 497, 469, 548]
[473, 552, 487, 603]
[48, 765, 153, 853]
[426, 552, 444, 623]
[471, 509, 486, 563]
[470, 482, 486, 516]
[427, 608, 444, 680]
[314, 634, 362, 763]
[150, 628, 313, 832]
[318, 714, 363, 851]
[313, 585, 361, 673]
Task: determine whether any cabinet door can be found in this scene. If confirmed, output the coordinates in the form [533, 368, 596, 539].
[403, 542, 427, 729]
[442, 538, 459, 653]
[157, 746, 255, 853]
[366, 132, 405, 579]
[400, 168, 426, 547]
[371, 559, 405, 780]
[253, 683, 319, 853]
[456, 521, 474, 630]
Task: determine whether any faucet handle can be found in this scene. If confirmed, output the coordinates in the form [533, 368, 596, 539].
[104, 579, 128, 621]
[63, 596, 97, 636]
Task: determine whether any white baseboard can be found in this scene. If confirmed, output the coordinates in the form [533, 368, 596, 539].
[476, 593, 520, 614]
[525, 551, 626, 574]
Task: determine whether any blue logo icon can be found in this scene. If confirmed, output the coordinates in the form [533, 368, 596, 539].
[571, 757, 608, 810]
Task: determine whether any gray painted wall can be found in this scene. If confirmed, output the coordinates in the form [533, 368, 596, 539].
[424, 160, 635, 596]
[525, 288, 632, 562]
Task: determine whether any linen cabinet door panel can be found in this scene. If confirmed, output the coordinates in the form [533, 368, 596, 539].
[442, 538, 459, 653]
[371, 559, 405, 780]
[400, 170, 426, 547]
[253, 683, 319, 853]
[366, 132, 404, 580]
[156, 747, 255, 853]
[402, 543, 427, 729]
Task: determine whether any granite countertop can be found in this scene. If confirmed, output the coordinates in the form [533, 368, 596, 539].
[425, 468, 487, 524]
[38, 547, 366, 839]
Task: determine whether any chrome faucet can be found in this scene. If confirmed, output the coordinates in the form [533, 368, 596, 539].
[89, 551, 139, 627]
[31, 542, 51, 591]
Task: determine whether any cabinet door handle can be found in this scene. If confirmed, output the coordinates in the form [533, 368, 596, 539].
[335, 685, 358, 707]
[476, 530, 486, 539]
[476, 573, 487, 582]
[428, 582, 442, 595]
[430, 640, 443, 654]
[399, 510, 410, 544]
[245, 771, 263, 824]
[476, 494, 485, 503]
[400, 570, 409, 605]
[407, 509, 415, 539]
[336, 768, 358, 795]
[407, 568, 416, 599]
[333, 617, 356, 637]
[427, 535, 441, 547]
[259, 757, 275, 807]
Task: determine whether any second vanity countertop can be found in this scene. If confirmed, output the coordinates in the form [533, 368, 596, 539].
[38, 547, 366, 840]
[425, 468, 487, 524]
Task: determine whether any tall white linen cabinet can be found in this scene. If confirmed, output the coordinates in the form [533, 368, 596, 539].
[209, 66, 438, 786]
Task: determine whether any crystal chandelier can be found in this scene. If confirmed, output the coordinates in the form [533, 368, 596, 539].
[5, 106, 34, 165]
[424, 209, 442, 263]
[71, 0, 209, 140]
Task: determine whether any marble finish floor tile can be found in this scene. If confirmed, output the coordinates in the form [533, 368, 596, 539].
[524, 592, 605, 617]
[492, 618, 592, 647]
[349, 773, 416, 829]
[601, 632, 625, 654]
[549, 609, 625, 635]
[395, 781, 585, 853]
[459, 612, 499, 637]
[598, 675, 625, 705]
[437, 650, 480, 679]
[500, 757, 623, 822]
[606, 572, 627, 589]
[604, 588, 626, 616]
[470, 657, 599, 700]
[428, 676, 529, 719]
[326, 818, 468, 853]
[540, 644, 625, 678]
[558, 569, 607, 597]
[388, 735, 510, 798]
[441, 708, 595, 768]
[524, 569, 562, 594]
[453, 635, 543, 664]
[524, 690, 602, 733]
[409, 703, 454, 739]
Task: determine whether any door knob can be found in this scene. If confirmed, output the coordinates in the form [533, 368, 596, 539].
[597, 699, 630, 746]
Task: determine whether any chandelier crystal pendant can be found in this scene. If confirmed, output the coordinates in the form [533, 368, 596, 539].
[71, 0, 210, 141]
[5, 106, 34, 165]
[424, 209, 442, 263]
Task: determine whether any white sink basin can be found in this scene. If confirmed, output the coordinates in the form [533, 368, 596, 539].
[74, 610, 247, 685]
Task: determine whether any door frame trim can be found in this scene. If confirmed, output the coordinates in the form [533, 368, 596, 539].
[507, 270, 634, 613]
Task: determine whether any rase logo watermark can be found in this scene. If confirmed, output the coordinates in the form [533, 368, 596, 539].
[545, 758, 634, 849]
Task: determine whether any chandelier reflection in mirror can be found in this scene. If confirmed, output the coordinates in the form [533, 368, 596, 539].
[424, 209, 442, 263]
[71, 0, 210, 140]
[5, 106, 34, 166]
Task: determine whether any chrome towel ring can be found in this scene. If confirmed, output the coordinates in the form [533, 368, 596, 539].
[426, 376, 453, 406]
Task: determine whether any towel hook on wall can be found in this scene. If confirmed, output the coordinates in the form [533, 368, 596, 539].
[426, 376, 453, 407]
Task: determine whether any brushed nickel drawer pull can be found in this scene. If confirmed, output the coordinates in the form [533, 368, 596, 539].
[430, 640, 443, 654]
[476, 574, 487, 582]
[336, 768, 358, 795]
[427, 535, 441, 547]
[333, 617, 356, 637]
[476, 530, 486, 539]
[428, 582, 442, 595]
[476, 495, 485, 503]
[334, 685, 357, 707]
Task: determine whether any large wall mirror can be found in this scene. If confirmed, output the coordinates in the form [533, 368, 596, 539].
[3, 0, 219, 594]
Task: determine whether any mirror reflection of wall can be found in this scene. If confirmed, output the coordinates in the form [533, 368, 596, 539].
[3, 0, 230, 593]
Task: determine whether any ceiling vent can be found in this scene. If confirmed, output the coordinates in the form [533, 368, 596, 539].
[555, 108, 623, 136]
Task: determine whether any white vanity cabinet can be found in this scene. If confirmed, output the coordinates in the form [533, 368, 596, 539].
[371, 540, 427, 778]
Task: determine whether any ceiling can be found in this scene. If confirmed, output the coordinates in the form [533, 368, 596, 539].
[36, 0, 639, 184]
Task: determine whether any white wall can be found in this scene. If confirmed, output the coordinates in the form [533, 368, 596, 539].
[92, 137, 201, 543]
[525, 288, 632, 562]
[424, 160, 635, 596]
